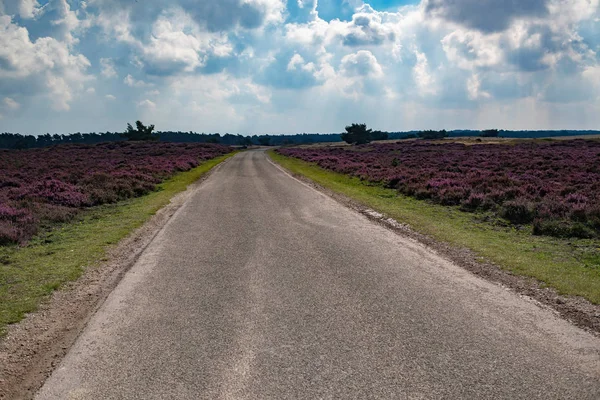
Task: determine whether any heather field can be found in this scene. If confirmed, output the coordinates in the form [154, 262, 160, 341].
[0, 142, 232, 245]
[277, 140, 600, 239]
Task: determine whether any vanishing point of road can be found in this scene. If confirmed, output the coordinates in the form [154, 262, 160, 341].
[37, 150, 600, 399]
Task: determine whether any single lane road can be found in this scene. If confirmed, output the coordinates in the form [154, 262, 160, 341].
[36, 150, 600, 399]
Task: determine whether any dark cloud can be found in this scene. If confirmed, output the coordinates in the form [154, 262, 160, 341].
[90, 0, 275, 33]
[425, 0, 549, 32]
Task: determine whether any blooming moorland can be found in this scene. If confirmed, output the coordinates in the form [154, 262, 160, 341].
[0, 142, 232, 244]
[277, 140, 600, 239]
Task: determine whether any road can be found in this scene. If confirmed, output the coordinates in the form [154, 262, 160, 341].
[36, 150, 600, 399]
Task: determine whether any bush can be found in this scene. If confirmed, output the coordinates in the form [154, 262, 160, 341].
[480, 129, 499, 138]
[418, 130, 448, 140]
[500, 200, 536, 224]
[460, 193, 487, 211]
[587, 207, 600, 230]
[533, 219, 596, 239]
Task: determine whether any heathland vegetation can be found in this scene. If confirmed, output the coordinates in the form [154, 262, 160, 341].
[277, 140, 600, 239]
[0, 122, 235, 334]
[0, 141, 232, 245]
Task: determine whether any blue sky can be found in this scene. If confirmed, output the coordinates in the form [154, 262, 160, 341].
[0, 0, 599, 134]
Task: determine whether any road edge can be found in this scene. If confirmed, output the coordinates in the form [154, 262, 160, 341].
[0, 155, 237, 400]
[266, 151, 600, 337]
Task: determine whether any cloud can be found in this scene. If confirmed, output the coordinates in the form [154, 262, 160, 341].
[256, 49, 330, 89]
[466, 74, 490, 100]
[424, 0, 549, 32]
[340, 6, 397, 46]
[88, 0, 285, 34]
[3, 96, 20, 110]
[100, 58, 117, 78]
[0, 15, 90, 111]
[19, 0, 89, 45]
[1, 0, 600, 133]
[340, 50, 383, 77]
[136, 99, 156, 109]
[289, 0, 318, 23]
[413, 51, 436, 95]
[123, 74, 152, 87]
[0, 0, 40, 19]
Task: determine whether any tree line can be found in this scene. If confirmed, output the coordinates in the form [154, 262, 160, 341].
[0, 130, 345, 149]
[1, 126, 598, 150]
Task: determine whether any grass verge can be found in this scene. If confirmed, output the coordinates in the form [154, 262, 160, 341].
[269, 150, 600, 304]
[0, 153, 235, 336]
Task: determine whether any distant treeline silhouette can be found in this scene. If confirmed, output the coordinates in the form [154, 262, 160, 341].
[1, 130, 598, 149]
[0, 132, 343, 149]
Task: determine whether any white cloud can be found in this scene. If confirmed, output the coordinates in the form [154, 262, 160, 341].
[466, 74, 491, 100]
[100, 58, 117, 78]
[0, 15, 91, 111]
[0, 0, 40, 18]
[140, 11, 208, 74]
[441, 29, 504, 70]
[1, 0, 600, 133]
[124, 74, 152, 87]
[3, 97, 20, 110]
[287, 53, 305, 71]
[136, 99, 156, 109]
[413, 51, 436, 95]
[340, 50, 383, 77]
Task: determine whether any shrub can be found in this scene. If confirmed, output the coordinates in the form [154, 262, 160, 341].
[460, 193, 486, 211]
[276, 139, 600, 239]
[0, 142, 233, 244]
[417, 130, 448, 140]
[500, 200, 536, 224]
[533, 219, 596, 239]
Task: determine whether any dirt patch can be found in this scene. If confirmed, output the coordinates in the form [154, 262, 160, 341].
[0, 159, 230, 400]
[269, 158, 600, 338]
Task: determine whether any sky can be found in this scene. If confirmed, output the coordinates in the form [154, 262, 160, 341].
[0, 0, 599, 135]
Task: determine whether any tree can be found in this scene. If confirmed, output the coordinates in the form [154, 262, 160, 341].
[341, 123, 373, 145]
[206, 133, 221, 143]
[417, 130, 448, 140]
[258, 135, 271, 146]
[370, 130, 388, 141]
[121, 120, 158, 141]
[480, 129, 499, 138]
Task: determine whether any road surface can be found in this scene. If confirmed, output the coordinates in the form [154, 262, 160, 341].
[37, 150, 600, 399]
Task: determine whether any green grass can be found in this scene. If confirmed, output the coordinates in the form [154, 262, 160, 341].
[269, 150, 600, 304]
[0, 153, 236, 336]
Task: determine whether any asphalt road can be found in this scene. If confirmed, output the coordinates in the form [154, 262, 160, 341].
[36, 150, 600, 399]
